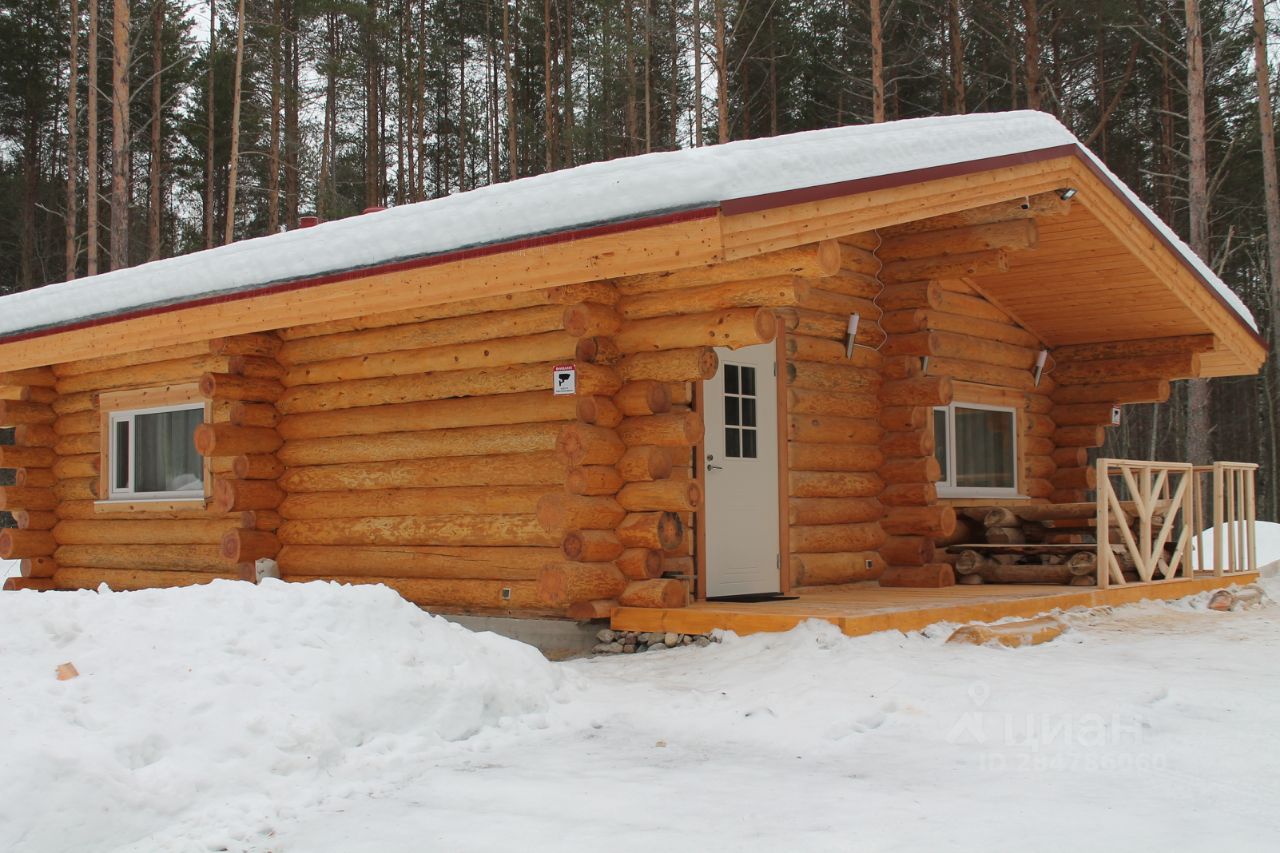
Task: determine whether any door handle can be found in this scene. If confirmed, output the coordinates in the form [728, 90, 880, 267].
[707, 464, 724, 471]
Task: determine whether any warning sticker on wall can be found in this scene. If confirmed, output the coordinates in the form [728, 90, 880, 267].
[553, 364, 577, 396]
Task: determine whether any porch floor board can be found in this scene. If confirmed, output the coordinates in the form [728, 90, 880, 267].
[610, 573, 1257, 637]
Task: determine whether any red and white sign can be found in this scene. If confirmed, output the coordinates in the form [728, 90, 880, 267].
[552, 364, 577, 396]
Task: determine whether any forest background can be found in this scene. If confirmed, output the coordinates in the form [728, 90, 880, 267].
[0, 0, 1277, 519]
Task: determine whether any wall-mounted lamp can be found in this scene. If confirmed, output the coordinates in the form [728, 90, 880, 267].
[1058, 187, 1078, 201]
[845, 313, 860, 358]
[1034, 349, 1049, 386]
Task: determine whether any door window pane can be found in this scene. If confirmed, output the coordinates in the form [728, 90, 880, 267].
[953, 406, 1015, 489]
[722, 362, 759, 460]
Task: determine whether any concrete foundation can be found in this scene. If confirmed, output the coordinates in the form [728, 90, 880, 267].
[442, 613, 601, 660]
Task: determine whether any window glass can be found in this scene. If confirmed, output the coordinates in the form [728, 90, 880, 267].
[722, 364, 758, 460]
[109, 405, 204, 498]
[953, 406, 1016, 489]
[114, 419, 130, 491]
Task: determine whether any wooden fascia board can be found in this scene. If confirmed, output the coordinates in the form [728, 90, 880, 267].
[1066, 159, 1267, 377]
[0, 209, 723, 372]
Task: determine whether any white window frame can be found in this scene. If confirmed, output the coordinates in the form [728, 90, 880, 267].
[933, 401, 1021, 499]
[106, 402, 207, 502]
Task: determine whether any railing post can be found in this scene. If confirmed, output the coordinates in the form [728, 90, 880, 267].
[1212, 463, 1225, 576]
[1096, 457, 1110, 589]
[1246, 468, 1257, 573]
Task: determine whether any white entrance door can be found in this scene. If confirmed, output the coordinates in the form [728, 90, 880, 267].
[703, 343, 781, 597]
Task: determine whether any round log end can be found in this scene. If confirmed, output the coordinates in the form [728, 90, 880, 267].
[656, 511, 685, 551]
[814, 239, 842, 276]
[753, 307, 778, 343]
[192, 423, 217, 456]
[695, 348, 719, 380]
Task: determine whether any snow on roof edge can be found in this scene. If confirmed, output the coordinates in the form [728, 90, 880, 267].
[0, 111, 1258, 341]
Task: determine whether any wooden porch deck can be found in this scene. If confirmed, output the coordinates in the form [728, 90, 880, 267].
[610, 573, 1257, 637]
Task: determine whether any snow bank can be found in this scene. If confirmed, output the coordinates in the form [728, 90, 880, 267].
[1192, 520, 1280, 574]
[0, 111, 1253, 339]
[1, 559, 17, 584]
[0, 580, 560, 852]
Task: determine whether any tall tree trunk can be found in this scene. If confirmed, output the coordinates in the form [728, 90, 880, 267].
[1023, 0, 1041, 110]
[870, 0, 885, 122]
[768, 12, 777, 136]
[1185, 0, 1212, 465]
[1253, 0, 1280, 352]
[543, 0, 555, 170]
[205, 0, 215, 249]
[715, 0, 727, 142]
[458, 23, 468, 190]
[67, 0, 80, 279]
[87, 0, 99, 274]
[267, 0, 281, 232]
[366, 0, 381, 207]
[148, 0, 162, 260]
[949, 0, 964, 114]
[693, 0, 703, 145]
[109, 0, 131, 270]
[624, 0, 638, 153]
[562, 0, 574, 166]
[504, 0, 518, 179]
[643, 0, 652, 152]
[284, 0, 299, 225]
[224, 0, 245, 245]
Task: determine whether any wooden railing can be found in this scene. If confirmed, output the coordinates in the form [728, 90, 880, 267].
[1095, 458, 1258, 588]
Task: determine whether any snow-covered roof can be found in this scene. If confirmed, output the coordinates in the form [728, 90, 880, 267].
[0, 111, 1257, 339]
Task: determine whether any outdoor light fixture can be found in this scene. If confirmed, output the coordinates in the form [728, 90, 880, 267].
[1034, 348, 1050, 386]
[845, 313, 860, 358]
[1058, 187, 1078, 201]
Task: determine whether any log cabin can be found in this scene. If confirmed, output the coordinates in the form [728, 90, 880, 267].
[0, 111, 1267, 631]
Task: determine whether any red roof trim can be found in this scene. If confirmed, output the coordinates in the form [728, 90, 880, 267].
[0, 206, 719, 347]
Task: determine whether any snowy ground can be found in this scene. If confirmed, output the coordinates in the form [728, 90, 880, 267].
[2, 574, 1278, 852]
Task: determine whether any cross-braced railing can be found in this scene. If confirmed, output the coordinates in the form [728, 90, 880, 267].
[1095, 459, 1195, 588]
[1095, 458, 1258, 588]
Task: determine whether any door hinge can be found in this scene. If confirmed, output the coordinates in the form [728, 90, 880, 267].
[777, 553, 781, 569]
[773, 360, 777, 376]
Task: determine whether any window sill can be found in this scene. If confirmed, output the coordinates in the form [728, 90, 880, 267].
[94, 498, 210, 513]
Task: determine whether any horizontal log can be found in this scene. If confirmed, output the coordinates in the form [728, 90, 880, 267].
[879, 281, 943, 312]
[538, 562, 628, 605]
[566, 599, 618, 620]
[279, 423, 563, 467]
[818, 269, 882, 299]
[275, 544, 557, 579]
[209, 333, 282, 358]
[232, 454, 285, 480]
[884, 193, 1070, 237]
[879, 456, 942, 485]
[0, 487, 58, 512]
[566, 466, 625, 496]
[0, 366, 57, 386]
[788, 497, 882, 526]
[614, 240, 841, 294]
[226, 356, 285, 382]
[278, 304, 567, 365]
[1053, 425, 1106, 448]
[617, 512, 684, 550]
[789, 471, 883, 498]
[278, 514, 558, 547]
[13, 509, 58, 530]
[617, 412, 704, 447]
[616, 445, 674, 481]
[614, 307, 777, 353]
[880, 483, 937, 507]
[50, 391, 94, 415]
[278, 361, 619, 414]
[278, 283, 617, 341]
[0, 446, 56, 468]
[880, 536, 934, 566]
[562, 530, 624, 562]
[535, 493, 626, 532]
[785, 334, 882, 368]
[0, 401, 56, 426]
[882, 505, 957, 538]
[1050, 466, 1097, 490]
[283, 331, 577, 387]
[1052, 403, 1119, 426]
[1023, 435, 1055, 456]
[1023, 478, 1055, 499]
[791, 552, 885, 586]
[194, 424, 282, 457]
[617, 479, 703, 512]
[617, 348, 718, 382]
[15, 469, 55, 488]
[53, 410, 97, 436]
[615, 548, 663, 580]
[0, 529, 56, 559]
[878, 563, 955, 588]
[787, 361, 880, 395]
[787, 388, 878, 419]
[618, 578, 687, 608]
[1052, 447, 1089, 468]
[880, 406, 926, 431]
[1053, 353, 1200, 385]
[219, 528, 280, 562]
[926, 357, 1035, 391]
[1025, 413, 1056, 437]
[53, 567, 235, 591]
[777, 308, 884, 346]
[574, 336, 623, 365]
[53, 519, 233, 546]
[211, 479, 284, 513]
[52, 478, 97, 502]
[576, 396, 622, 428]
[879, 220, 1038, 262]
[802, 288, 880, 320]
[1052, 334, 1215, 363]
[613, 381, 672, 416]
[557, 422, 627, 465]
[280, 485, 549, 520]
[790, 523, 886, 554]
[562, 303, 623, 338]
[53, 356, 233, 395]
[881, 250, 1009, 284]
[880, 376, 952, 406]
[1052, 379, 1171, 405]
[277, 389, 577, 440]
[789, 414, 882, 445]
[881, 429, 933, 458]
[1025, 455, 1057, 479]
[618, 276, 809, 320]
[789, 443, 884, 472]
[228, 402, 279, 428]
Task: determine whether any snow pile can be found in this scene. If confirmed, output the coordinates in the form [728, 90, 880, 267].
[1192, 520, 1280, 575]
[1, 558, 18, 584]
[0, 580, 560, 852]
[0, 111, 1250, 340]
